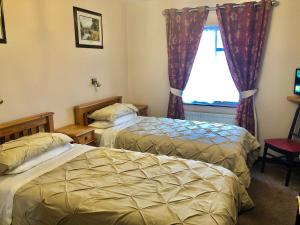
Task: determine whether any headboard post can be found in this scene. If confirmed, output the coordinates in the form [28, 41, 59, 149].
[74, 96, 122, 126]
[45, 113, 54, 132]
[0, 112, 55, 144]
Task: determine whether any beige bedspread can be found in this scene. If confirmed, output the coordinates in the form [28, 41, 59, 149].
[115, 117, 260, 188]
[12, 147, 253, 225]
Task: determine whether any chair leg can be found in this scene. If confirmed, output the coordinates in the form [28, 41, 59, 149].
[261, 144, 268, 173]
[296, 196, 300, 225]
[285, 154, 295, 186]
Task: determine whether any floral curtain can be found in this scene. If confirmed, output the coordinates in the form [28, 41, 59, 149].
[216, 0, 272, 135]
[165, 7, 209, 119]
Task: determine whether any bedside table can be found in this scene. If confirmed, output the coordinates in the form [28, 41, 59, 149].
[134, 104, 148, 116]
[56, 125, 96, 146]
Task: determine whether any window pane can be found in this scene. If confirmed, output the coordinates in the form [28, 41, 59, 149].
[216, 30, 223, 49]
[183, 27, 239, 105]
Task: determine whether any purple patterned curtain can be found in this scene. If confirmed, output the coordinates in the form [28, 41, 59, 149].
[165, 7, 209, 119]
[216, 0, 272, 135]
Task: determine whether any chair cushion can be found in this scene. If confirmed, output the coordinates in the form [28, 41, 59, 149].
[265, 138, 300, 153]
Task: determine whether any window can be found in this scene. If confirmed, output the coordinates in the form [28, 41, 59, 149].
[182, 26, 239, 107]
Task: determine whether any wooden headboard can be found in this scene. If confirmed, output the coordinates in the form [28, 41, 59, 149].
[0, 112, 54, 144]
[74, 96, 122, 126]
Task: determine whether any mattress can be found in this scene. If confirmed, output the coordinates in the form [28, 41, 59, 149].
[96, 116, 260, 188]
[9, 146, 253, 225]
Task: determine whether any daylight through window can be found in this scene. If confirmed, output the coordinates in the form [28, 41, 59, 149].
[182, 26, 239, 107]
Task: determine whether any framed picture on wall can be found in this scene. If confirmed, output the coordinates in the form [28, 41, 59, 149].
[0, 0, 7, 44]
[73, 7, 103, 49]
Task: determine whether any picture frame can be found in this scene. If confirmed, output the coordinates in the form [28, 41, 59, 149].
[73, 7, 103, 49]
[0, 0, 7, 44]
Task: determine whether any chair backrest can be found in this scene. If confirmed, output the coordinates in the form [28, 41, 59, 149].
[289, 106, 300, 140]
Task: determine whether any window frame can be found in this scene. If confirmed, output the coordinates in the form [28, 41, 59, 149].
[183, 102, 238, 108]
[183, 25, 239, 108]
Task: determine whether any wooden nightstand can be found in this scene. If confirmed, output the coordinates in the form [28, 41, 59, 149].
[134, 104, 148, 116]
[56, 125, 96, 146]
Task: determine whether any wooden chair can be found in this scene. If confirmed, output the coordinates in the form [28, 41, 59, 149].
[261, 105, 300, 186]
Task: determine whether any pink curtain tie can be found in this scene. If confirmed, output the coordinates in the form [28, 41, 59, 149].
[240, 89, 258, 99]
[170, 88, 183, 97]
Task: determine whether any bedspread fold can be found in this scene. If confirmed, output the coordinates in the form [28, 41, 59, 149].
[12, 147, 253, 225]
[115, 117, 260, 188]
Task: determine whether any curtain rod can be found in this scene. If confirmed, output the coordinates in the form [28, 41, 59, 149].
[162, 0, 279, 15]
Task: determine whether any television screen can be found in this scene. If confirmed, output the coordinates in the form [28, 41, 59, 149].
[294, 69, 300, 95]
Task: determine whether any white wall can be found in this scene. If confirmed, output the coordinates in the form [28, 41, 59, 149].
[0, 0, 128, 127]
[126, 0, 300, 147]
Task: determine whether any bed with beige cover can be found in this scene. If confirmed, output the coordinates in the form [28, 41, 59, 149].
[74, 96, 261, 188]
[0, 113, 253, 225]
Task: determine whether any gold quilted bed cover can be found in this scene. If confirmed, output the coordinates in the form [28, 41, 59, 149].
[12, 148, 253, 225]
[115, 117, 260, 188]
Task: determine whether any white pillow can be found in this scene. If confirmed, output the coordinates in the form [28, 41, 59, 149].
[88, 103, 138, 122]
[6, 143, 73, 175]
[89, 113, 137, 129]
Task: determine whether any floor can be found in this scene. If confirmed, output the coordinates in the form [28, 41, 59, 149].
[238, 161, 300, 225]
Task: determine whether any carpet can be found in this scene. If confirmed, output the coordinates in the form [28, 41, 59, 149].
[238, 161, 300, 225]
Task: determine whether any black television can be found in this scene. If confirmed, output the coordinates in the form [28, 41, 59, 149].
[294, 69, 300, 95]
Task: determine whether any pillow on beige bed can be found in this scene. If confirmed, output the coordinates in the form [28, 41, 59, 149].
[90, 113, 138, 129]
[88, 103, 138, 122]
[0, 133, 73, 173]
